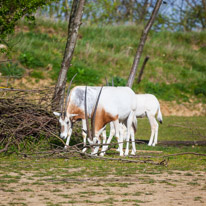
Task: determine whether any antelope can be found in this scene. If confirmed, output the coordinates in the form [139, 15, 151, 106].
[135, 94, 163, 146]
[53, 83, 137, 156]
[109, 93, 163, 153]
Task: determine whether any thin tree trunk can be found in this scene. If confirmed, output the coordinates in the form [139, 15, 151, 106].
[52, 0, 85, 110]
[137, 56, 149, 84]
[127, 0, 163, 88]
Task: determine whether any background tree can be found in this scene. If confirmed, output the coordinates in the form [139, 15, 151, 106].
[0, 0, 55, 42]
[52, 0, 85, 110]
[127, 0, 163, 88]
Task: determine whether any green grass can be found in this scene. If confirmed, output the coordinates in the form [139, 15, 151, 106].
[2, 18, 205, 102]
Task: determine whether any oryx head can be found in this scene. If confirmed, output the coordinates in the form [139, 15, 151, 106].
[53, 74, 77, 139]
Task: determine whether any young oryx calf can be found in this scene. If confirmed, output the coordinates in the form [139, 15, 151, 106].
[54, 86, 137, 156]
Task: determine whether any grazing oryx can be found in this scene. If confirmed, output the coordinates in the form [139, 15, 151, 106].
[54, 85, 137, 156]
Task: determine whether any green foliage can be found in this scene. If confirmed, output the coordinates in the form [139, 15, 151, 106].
[67, 62, 101, 86]
[0, 62, 25, 78]
[0, 0, 55, 40]
[108, 76, 127, 86]
[9, 20, 206, 103]
[19, 52, 44, 68]
[194, 81, 206, 97]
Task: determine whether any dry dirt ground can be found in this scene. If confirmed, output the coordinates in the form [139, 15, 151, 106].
[0, 170, 206, 206]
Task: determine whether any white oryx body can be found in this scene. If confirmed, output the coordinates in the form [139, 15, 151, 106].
[54, 86, 137, 156]
[98, 94, 163, 155]
[135, 94, 163, 146]
[114, 94, 163, 149]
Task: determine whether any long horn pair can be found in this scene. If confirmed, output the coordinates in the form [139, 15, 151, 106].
[61, 73, 77, 115]
[84, 86, 104, 141]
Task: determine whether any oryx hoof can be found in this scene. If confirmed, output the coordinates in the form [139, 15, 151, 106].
[82, 148, 87, 153]
[124, 151, 129, 156]
[64, 145, 69, 150]
[100, 152, 105, 157]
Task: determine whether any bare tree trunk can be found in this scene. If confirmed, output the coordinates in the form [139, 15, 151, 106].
[52, 0, 85, 110]
[137, 56, 149, 84]
[127, 0, 163, 88]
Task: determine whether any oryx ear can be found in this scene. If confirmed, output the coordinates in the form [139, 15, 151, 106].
[69, 114, 78, 117]
[53, 112, 61, 117]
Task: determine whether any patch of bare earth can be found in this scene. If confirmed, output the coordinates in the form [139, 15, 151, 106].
[160, 100, 206, 116]
[0, 171, 206, 205]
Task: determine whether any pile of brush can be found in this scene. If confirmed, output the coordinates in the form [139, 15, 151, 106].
[0, 88, 82, 154]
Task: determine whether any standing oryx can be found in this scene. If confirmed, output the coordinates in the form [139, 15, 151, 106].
[135, 94, 163, 146]
[107, 93, 163, 153]
[54, 85, 137, 156]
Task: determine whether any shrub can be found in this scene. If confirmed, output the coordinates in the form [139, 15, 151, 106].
[0, 63, 25, 78]
[144, 82, 191, 102]
[107, 76, 127, 86]
[194, 81, 206, 96]
[19, 52, 44, 68]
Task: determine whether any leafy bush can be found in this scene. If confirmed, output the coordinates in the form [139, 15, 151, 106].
[107, 76, 127, 86]
[19, 52, 44, 68]
[144, 82, 189, 101]
[194, 81, 206, 96]
[0, 63, 25, 78]
[66, 62, 101, 85]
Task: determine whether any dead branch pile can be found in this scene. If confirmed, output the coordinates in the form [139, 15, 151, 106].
[0, 88, 82, 153]
[0, 88, 58, 153]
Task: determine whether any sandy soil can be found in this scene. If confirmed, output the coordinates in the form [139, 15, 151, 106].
[0, 170, 205, 205]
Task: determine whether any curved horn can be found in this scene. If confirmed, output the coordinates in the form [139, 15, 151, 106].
[84, 86, 92, 140]
[60, 86, 66, 114]
[91, 86, 103, 139]
[63, 73, 77, 114]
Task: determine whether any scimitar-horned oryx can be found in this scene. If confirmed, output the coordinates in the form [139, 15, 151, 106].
[54, 83, 137, 156]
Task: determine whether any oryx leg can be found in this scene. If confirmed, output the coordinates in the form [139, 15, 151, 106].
[82, 119, 87, 152]
[100, 122, 115, 156]
[65, 128, 73, 149]
[91, 127, 106, 156]
[101, 129, 107, 149]
[147, 113, 158, 146]
[113, 119, 123, 156]
[130, 126, 136, 155]
[124, 112, 135, 156]
[117, 123, 126, 152]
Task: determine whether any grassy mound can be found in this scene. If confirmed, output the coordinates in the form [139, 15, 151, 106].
[0, 18, 206, 103]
